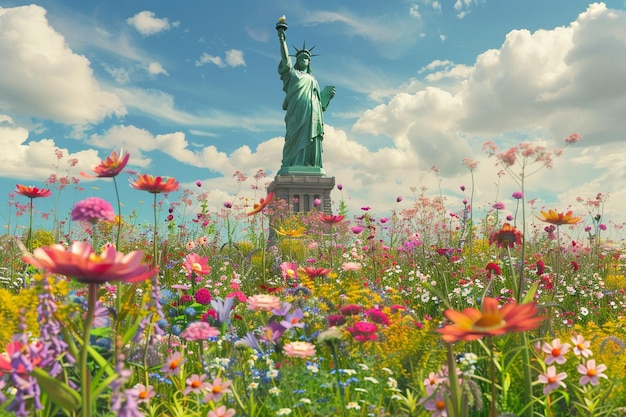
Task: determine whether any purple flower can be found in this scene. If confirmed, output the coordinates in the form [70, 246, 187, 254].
[512, 191, 524, 199]
[506, 215, 514, 221]
[351, 226, 364, 234]
[493, 202, 505, 210]
[280, 309, 305, 329]
[396, 195, 403, 203]
[337, 184, 343, 190]
[195, 180, 202, 187]
[71, 197, 115, 223]
[599, 223, 607, 231]
[223, 201, 232, 209]
[460, 185, 465, 191]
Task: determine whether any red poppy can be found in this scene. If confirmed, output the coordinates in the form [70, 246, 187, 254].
[489, 223, 523, 248]
[437, 297, 544, 343]
[14, 184, 52, 199]
[319, 214, 345, 224]
[129, 174, 180, 194]
[81, 149, 131, 178]
[247, 192, 275, 216]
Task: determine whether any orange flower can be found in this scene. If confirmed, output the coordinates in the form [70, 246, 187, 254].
[81, 149, 131, 178]
[22, 241, 157, 285]
[129, 174, 180, 194]
[536, 209, 582, 225]
[247, 192, 274, 216]
[14, 184, 52, 199]
[437, 297, 544, 343]
[489, 223, 522, 248]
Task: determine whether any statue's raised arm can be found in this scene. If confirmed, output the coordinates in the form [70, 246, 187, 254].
[275, 16, 335, 175]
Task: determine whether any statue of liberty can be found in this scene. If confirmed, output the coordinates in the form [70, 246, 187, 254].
[276, 17, 335, 175]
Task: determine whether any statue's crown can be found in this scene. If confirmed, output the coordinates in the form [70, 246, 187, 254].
[291, 41, 318, 58]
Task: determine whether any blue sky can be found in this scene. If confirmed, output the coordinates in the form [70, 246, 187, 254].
[2, 1, 626, 238]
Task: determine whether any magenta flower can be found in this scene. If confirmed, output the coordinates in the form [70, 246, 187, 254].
[512, 191, 524, 199]
[577, 359, 608, 386]
[396, 195, 403, 203]
[538, 366, 567, 394]
[493, 202, 505, 210]
[347, 321, 378, 342]
[71, 197, 115, 224]
[366, 308, 390, 326]
[351, 226, 364, 234]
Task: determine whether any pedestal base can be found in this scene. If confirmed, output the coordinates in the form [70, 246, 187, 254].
[268, 174, 335, 214]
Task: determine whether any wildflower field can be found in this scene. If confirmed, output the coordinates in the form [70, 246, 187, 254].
[1, 139, 625, 417]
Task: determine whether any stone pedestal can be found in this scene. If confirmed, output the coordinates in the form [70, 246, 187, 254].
[268, 174, 335, 214]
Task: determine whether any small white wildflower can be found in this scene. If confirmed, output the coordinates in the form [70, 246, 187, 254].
[354, 387, 369, 393]
[299, 398, 312, 404]
[341, 369, 357, 376]
[364, 376, 379, 384]
[269, 387, 281, 395]
[580, 307, 589, 316]
[346, 402, 361, 410]
[307, 364, 319, 373]
[387, 377, 398, 389]
[276, 408, 292, 415]
[248, 382, 259, 390]
[358, 363, 369, 371]
[381, 367, 393, 375]
[267, 369, 279, 378]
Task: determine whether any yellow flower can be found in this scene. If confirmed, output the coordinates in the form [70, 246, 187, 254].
[274, 226, 306, 238]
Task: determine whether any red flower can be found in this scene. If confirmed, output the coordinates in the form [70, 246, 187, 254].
[339, 304, 363, 316]
[22, 241, 157, 285]
[437, 297, 544, 343]
[366, 308, 390, 326]
[81, 149, 131, 178]
[327, 314, 346, 326]
[485, 262, 501, 279]
[0, 341, 42, 376]
[536, 260, 546, 275]
[247, 192, 275, 216]
[194, 288, 212, 305]
[183, 253, 211, 276]
[489, 223, 523, 248]
[15, 184, 52, 199]
[319, 214, 345, 224]
[570, 261, 580, 272]
[302, 267, 332, 278]
[129, 174, 180, 194]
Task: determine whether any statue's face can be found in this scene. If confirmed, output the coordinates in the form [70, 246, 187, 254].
[295, 55, 310, 70]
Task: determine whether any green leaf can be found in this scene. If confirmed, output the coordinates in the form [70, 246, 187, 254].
[32, 367, 80, 411]
[522, 280, 540, 304]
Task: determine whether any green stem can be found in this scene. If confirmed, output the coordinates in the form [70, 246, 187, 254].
[521, 331, 534, 417]
[488, 338, 497, 417]
[446, 343, 464, 417]
[80, 282, 98, 417]
[152, 193, 158, 267]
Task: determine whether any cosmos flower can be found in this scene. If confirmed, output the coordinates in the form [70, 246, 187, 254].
[423, 391, 448, 417]
[302, 267, 332, 278]
[14, 184, 52, 199]
[184, 374, 210, 395]
[161, 351, 185, 375]
[247, 192, 274, 216]
[80, 149, 130, 178]
[536, 209, 582, 225]
[283, 341, 316, 358]
[538, 366, 567, 394]
[129, 174, 180, 194]
[128, 384, 156, 404]
[204, 377, 232, 402]
[71, 197, 115, 224]
[571, 334, 593, 358]
[274, 225, 306, 238]
[183, 253, 211, 276]
[542, 338, 571, 365]
[22, 241, 157, 285]
[577, 359, 608, 386]
[207, 406, 236, 417]
[489, 223, 523, 248]
[319, 214, 345, 224]
[437, 297, 544, 343]
[280, 309, 305, 329]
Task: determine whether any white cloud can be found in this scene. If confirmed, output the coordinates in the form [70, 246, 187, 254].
[148, 62, 168, 76]
[127, 11, 170, 36]
[409, 4, 421, 19]
[0, 5, 125, 125]
[196, 50, 246, 68]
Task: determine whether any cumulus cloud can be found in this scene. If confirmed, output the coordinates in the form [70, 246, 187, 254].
[196, 49, 246, 68]
[148, 62, 168, 76]
[127, 11, 171, 36]
[0, 5, 125, 125]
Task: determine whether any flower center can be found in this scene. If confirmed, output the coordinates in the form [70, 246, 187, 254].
[551, 348, 561, 357]
[212, 386, 222, 394]
[547, 375, 557, 383]
[436, 400, 446, 410]
[138, 390, 148, 399]
[192, 380, 201, 388]
[473, 313, 504, 330]
[587, 369, 597, 377]
[577, 343, 585, 350]
[169, 359, 180, 370]
[192, 262, 203, 272]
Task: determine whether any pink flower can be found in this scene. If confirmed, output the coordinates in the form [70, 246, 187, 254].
[22, 241, 157, 285]
[207, 406, 236, 417]
[161, 352, 185, 375]
[423, 391, 448, 417]
[204, 377, 232, 402]
[538, 366, 567, 394]
[347, 321, 378, 342]
[247, 294, 281, 311]
[283, 341, 316, 358]
[0, 341, 42, 376]
[492, 202, 505, 210]
[577, 359, 608, 386]
[81, 149, 130, 178]
[339, 304, 363, 316]
[128, 383, 155, 404]
[280, 262, 298, 280]
[351, 226, 364, 234]
[183, 253, 211, 276]
[512, 191, 524, 199]
[542, 338, 571, 365]
[564, 133, 582, 144]
[341, 262, 362, 271]
[129, 174, 180, 194]
[570, 334, 593, 358]
[71, 197, 115, 224]
[184, 373, 209, 395]
[194, 288, 212, 305]
[14, 184, 52, 199]
[180, 322, 220, 341]
[366, 308, 390, 326]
